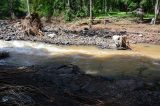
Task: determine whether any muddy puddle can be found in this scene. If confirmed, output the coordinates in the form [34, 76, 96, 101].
[0, 40, 160, 80]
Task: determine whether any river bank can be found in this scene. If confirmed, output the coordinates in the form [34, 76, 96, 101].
[0, 19, 160, 49]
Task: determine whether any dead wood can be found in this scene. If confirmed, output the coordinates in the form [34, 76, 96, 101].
[21, 13, 43, 36]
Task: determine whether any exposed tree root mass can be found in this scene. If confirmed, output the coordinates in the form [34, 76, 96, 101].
[21, 13, 43, 36]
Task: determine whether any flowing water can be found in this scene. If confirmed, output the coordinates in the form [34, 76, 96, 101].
[0, 40, 160, 80]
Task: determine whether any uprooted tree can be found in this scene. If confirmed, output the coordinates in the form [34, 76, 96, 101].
[21, 13, 43, 36]
[21, 0, 43, 36]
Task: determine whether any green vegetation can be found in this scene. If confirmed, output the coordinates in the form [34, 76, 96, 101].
[96, 12, 134, 19]
[0, 0, 158, 21]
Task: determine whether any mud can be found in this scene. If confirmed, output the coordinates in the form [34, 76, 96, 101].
[1, 20, 159, 49]
[0, 64, 160, 106]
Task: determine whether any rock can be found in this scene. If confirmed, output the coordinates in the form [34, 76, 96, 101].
[5, 36, 12, 41]
[0, 36, 3, 39]
[47, 33, 56, 38]
[138, 34, 143, 37]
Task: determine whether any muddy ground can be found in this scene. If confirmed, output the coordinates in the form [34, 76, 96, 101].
[0, 64, 160, 106]
[0, 19, 160, 106]
[0, 19, 160, 49]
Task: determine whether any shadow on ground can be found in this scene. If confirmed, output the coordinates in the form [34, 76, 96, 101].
[0, 47, 160, 106]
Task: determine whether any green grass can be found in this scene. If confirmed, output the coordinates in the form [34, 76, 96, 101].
[95, 12, 154, 20]
[95, 12, 134, 19]
[144, 13, 154, 19]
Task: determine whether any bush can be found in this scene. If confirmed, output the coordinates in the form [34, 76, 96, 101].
[129, 2, 138, 11]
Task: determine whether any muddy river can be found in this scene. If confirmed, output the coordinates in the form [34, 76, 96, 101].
[0, 40, 160, 80]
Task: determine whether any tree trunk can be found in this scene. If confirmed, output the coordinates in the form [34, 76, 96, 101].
[89, 0, 93, 29]
[8, 0, 16, 19]
[105, 0, 107, 14]
[154, 0, 159, 24]
[63, 0, 66, 10]
[26, 0, 30, 15]
[67, 0, 70, 7]
[80, 0, 82, 11]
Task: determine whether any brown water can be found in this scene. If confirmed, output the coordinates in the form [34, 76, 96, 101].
[0, 40, 160, 80]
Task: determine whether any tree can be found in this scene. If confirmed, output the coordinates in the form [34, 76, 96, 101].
[104, 0, 107, 14]
[8, 0, 15, 19]
[0, 0, 158, 21]
[64, 0, 72, 21]
[89, 0, 93, 28]
[154, 0, 159, 24]
[26, 0, 30, 15]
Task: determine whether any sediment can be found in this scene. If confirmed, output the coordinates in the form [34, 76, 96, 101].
[1, 20, 159, 49]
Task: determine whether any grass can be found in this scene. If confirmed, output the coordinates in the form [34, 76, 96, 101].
[95, 12, 134, 19]
[71, 12, 155, 25]
[144, 13, 154, 19]
[95, 12, 154, 20]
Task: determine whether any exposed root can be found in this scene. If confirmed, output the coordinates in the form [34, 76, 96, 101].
[21, 13, 43, 36]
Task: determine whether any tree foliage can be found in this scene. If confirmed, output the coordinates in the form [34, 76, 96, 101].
[0, 0, 158, 20]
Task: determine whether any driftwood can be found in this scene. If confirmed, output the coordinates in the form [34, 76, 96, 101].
[21, 13, 43, 36]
